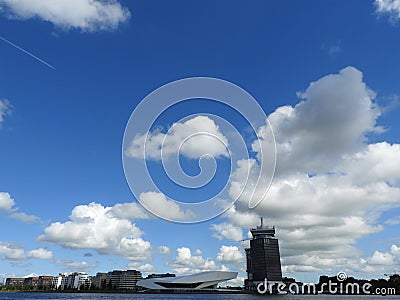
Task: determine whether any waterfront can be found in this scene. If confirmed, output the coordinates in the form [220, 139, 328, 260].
[0, 294, 399, 300]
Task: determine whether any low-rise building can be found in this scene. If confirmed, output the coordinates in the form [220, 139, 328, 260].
[91, 272, 107, 289]
[119, 270, 142, 290]
[23, 277, 39, 287]
[66, 272, 91, 290]
[106, 270, 123, 289]
[105, 270, 142, 290]
[38, 276, 54, 289]
[5, 277, 25, 287]
[52, 273, 70, 290]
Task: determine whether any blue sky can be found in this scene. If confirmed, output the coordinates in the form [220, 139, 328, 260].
[1, 0, 400, 284]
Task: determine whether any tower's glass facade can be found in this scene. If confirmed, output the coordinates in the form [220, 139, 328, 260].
[245, 218, 283, 289]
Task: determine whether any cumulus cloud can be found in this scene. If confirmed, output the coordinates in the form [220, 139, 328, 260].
[263, 66, 381, 176]
[210, 222, 243, 241]
[158, 245, 171, 254]
[225, 66, 400, 277]
[0, 99, 11, 127]
[125, 116, 229, 160]
[368, 249, 396, 265]
[375, 0, 400, 22]
[216, 246, 245, 264]
[139, 192, 195, 221]
[128, 262, 156, 273]
[167, 247, 217, 274]
[109, 202, 149, 220]
[0, 0, 131, 32]
[39, 202, 151, 261]
[27, 248, 53, 259]
[0, 242, 52, 260]
[342, 244, 400, 275]
[0, 192, 15, 211]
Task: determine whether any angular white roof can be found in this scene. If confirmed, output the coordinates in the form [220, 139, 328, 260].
[137, 271, 237, 290]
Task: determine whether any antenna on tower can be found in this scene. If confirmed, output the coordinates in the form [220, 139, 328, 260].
[260, 217, 264, 227]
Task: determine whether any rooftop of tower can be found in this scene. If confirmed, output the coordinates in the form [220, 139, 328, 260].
[250, 217, 276, 238]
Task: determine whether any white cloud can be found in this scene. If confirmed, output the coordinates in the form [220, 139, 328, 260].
[0, 99, 11, 127]
[39, 202, 151, 261]
[368, 250, 395, 265]
[339, 142, 400, 186]
[139, 192, 195, 221]
[194, 249, 202, 255]
[375, 0, 400, 22]
[125, 115, 229, 160]
[365, 244, 400, 267]
[224, 66, 400, 276]
[216, 246, 245, 264]
[158, 246, 171, 254]
[10, 212, 40, 224]
[168, 247, 217, 274]
[342, 244, 400, 275]
[109, 202, 149, 220]
[63, 261, 97, 272]
[262, 66, 381, 176]
[0, 0, 131, 32]
[210, 222, 243, 241]
[128, 262, 156, 273]
[27, 248, 53, 260]
[0, 243, 26, 260]
[0, 192, 15, 211]
[118, 237, 151, 261]
[0, 192, 42, 223]
[0, 242, 52, 261]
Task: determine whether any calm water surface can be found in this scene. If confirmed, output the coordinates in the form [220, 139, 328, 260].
[0, 293, 398, 300]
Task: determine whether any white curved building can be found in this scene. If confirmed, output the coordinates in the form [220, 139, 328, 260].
[137, 271, 237, 290]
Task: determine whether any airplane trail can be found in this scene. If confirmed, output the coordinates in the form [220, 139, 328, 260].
[0, 35, 56, 70]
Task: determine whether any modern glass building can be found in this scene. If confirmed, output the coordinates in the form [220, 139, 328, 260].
[245, 217, 283, 290]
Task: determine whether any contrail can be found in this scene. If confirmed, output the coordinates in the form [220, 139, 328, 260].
[0, 35, 56, 70]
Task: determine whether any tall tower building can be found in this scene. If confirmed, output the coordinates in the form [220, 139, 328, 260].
[245, 217, 283, 290]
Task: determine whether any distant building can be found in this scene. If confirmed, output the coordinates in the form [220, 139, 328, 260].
[5, 277, 25, 287]
[38, 276, 54, 289]
[106, 270, 123, 289]
[119, 270, 142, 290]
[105, 270, 142, 290]
[52, 273, 70, 290]
[66, 272, 91, 290]
[245, 217, 283, 291]
[52, 272, 90, 290]
[91, 272, 107, 289]
[24, 277, 39, 287]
